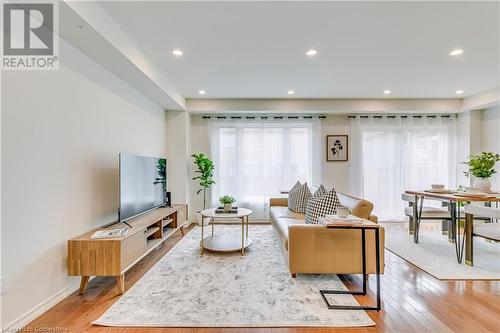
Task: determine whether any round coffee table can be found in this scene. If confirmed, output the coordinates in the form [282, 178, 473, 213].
[200, 208, 253, 255]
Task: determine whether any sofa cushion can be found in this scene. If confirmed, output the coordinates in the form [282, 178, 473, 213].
[274, 217, 305, 250]
[305, 188, 341, 224]
[270, 206, 305, 220]
[288, 182, 312, 213]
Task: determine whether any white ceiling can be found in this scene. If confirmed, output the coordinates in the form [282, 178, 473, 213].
[98, 1, 500, 99]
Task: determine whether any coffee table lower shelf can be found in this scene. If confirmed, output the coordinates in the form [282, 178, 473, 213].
[201, 235, 253, 253]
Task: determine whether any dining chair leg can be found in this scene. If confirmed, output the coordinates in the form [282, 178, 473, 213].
[441, 220, 449, 235]
[465, 213, 474, 266]
[448, 202, 456, 243]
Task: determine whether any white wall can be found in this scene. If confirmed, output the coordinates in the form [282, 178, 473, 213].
[166, 111, 191, 206]
[1, 38, 168, 328]
[189, 116, 211, 217]
[320, 116, 352, 193]
[481, 106, 500, 189]
[456, 108, 500, 188]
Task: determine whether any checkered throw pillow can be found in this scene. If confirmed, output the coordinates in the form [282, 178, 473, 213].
[289, 181, 301, 192]
[305, 188, 341, 224]
[288, 182, 312, 213]
[312, 184, 327, 198]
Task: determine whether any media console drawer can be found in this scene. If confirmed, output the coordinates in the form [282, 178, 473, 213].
[121, 228, 148, 270]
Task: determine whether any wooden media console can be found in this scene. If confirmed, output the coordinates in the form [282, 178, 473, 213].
[67, 204, 188, 295]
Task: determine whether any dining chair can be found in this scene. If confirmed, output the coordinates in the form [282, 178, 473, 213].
[401, 193, 452, 239]
[463, 205, 500, 266]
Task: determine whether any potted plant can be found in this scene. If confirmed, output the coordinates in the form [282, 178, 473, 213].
[192, 153, 215, 225]
[219, 195, 236, 211]
[463, 152, 500, 193]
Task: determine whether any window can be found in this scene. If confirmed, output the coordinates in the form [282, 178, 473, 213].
[354, 117, 456, 220]
[210, 121, 318, 219]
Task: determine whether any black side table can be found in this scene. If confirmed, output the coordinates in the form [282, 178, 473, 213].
[319, 222, 381, 311]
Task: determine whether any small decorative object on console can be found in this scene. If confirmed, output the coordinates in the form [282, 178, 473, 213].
[90, 228, 128, 239]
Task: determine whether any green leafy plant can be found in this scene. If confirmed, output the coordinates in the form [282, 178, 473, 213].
[463, 152, 500, 179]
[153, 158, 167, 202]
[192, 153, 215, 210]
[219, 195, 236, 205]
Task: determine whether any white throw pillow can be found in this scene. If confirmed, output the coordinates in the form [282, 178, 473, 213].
[305, 188, 341, 224]
[288, 182, 312, 213]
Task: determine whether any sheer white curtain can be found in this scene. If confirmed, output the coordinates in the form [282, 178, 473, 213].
[210, 119, 321, 219]
[351, 116, 456, 220]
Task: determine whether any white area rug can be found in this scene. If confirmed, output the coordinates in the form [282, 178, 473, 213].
[383, 222, 500, 280]
[94, 225, 374, 327]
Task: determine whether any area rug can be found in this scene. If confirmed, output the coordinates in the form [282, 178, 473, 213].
[383, 222, 500, 280]
[94, 225, 374, 327]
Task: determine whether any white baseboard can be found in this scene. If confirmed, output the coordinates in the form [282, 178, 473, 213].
[3, 277, 92, 332]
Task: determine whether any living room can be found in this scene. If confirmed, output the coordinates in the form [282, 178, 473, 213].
[1, 1, 499, 332]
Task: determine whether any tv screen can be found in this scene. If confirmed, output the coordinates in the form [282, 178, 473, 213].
[119, 153, 167, 222]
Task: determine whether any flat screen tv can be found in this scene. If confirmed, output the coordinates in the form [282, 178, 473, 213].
[119, 153, 167, 222]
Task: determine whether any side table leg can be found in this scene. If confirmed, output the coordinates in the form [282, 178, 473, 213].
[200, 214, 204, 255]
[246, 215, 249, 238]
[320, 227, 381, 311]
[211, 217, 214, 237]
[241, 217, 245, 255]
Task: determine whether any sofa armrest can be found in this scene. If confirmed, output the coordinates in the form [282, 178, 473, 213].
[270, 197, 288, 207]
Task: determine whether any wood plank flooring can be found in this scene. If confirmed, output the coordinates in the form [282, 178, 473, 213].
[23, 224, 500, 333]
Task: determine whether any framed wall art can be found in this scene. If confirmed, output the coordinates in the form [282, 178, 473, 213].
[326, 135, 348, 161]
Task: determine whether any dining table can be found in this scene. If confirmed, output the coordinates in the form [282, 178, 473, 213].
[404, 190, 500, 265]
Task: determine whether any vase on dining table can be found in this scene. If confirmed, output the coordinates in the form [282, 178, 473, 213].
[473, 177, 491, 193]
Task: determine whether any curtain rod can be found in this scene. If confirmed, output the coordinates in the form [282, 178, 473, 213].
[202, 114, 326, 120]
[347, 114, 455, 119]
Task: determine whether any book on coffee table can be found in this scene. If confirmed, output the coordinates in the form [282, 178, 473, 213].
[215, 207, 238, 214]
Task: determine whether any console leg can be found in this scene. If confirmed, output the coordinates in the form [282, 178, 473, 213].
[116, 274, 125, 294]
[79, 276, 90, 295]
[291, 273, 297, 278]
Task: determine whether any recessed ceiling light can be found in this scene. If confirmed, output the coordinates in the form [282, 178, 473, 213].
[172, 49, 183, 57]
[455, 90, 464, 95]
[449, 49, 464, 56]
[306, 49, 317, 57]
[287, 90, 295, 95]
[383, 90, 392, 95]
[198, 90, 206, 95]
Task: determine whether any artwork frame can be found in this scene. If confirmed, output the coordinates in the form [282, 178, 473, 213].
[326, 135, 348, 161]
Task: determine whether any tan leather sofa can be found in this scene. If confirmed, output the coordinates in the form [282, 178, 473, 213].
[270, 193, 384, 277]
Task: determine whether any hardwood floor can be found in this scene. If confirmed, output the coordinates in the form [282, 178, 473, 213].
[24, 224, 500, 333]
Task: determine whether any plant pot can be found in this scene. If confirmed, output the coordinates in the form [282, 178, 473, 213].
[473, 177, 491, 193]
[196, 212, 210, 226]
[224, 203, 232, 211]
